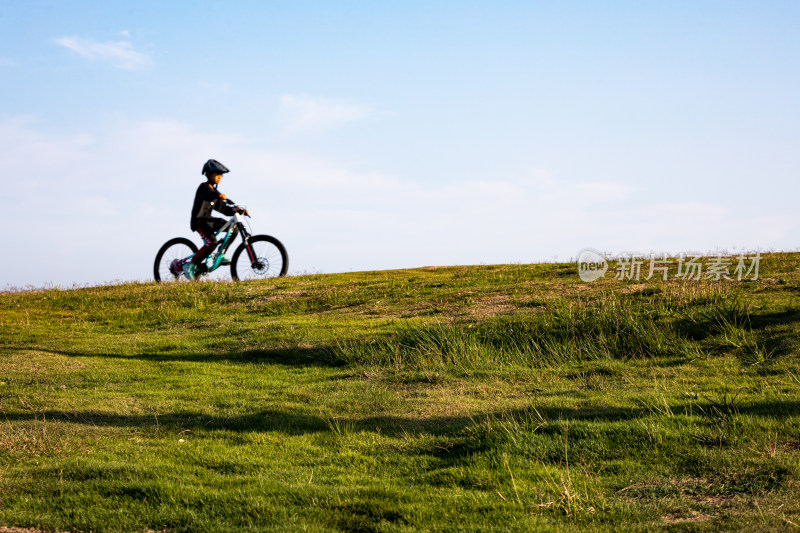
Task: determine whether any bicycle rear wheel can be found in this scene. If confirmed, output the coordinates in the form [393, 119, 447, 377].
[154, 237, 198, 282]
[230, 235, 288, 280]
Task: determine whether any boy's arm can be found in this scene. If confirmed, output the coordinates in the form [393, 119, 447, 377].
[213, 194, 236, 216]
[199, 183, 223, 202]
[199, 184, 233, 214]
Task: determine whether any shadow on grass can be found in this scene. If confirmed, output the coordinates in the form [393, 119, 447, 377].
[678, 308, 800, 342]
[748, 309, 800, 330]
[6, 399, 799, 436]
[48, 346, 343, 367]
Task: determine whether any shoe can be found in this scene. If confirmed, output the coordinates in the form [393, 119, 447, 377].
[211, 252, 231, 266]
[182, 262, 198, 280]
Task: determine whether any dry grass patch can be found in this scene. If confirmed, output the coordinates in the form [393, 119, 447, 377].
[461, 294, 517, 319]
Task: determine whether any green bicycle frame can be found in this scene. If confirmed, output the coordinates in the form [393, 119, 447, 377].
[204, 214, 249, 272]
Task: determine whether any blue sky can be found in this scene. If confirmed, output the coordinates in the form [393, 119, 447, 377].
[1, 1, 798, 287]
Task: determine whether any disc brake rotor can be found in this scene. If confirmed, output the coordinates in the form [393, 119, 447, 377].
[252, 259, 269, 274]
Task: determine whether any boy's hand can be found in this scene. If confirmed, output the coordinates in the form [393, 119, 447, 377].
[219, 193, 227, 201]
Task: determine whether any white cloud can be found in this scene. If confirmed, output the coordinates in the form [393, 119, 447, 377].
[54, 36, 152, 70]
[2, 115, 798, 288]
[77, 196, 117, 216]
[279, 95, 371, 134]
[0, 115, 93, 185]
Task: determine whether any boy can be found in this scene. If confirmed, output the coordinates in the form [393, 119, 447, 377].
[183, 159, 240, 280]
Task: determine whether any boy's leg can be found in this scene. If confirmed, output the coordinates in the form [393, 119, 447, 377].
[191, 224, 218, 269]
[191, 218, 227, 272]
[183, 224, 215, 280]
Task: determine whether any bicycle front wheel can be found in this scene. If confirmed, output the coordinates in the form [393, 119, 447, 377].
[154, 237, 198, 282]
[230, 235, 288, 280]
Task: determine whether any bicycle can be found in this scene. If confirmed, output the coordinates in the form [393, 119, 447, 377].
[153, 200, 288, 282]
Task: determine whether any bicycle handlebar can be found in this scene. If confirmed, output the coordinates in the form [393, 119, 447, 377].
[224, 199, 250, 217]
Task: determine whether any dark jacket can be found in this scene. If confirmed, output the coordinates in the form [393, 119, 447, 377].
[190, 182, 235, 231]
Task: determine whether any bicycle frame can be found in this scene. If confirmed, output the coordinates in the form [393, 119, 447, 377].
[188, 211, 252, 273]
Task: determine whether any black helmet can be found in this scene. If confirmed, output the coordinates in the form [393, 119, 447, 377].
[202, 159, 230, 176]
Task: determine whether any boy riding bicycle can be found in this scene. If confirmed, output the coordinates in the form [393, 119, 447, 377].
[183, 159, 248, 280]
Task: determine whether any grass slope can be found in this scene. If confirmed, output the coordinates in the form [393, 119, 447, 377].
[1, 254, 800, 532]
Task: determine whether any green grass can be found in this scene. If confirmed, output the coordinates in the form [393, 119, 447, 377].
[1, 254, 800, 532]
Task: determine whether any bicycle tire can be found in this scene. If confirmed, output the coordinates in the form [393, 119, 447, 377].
[154, 237, 198, 282]
[230, 235, 288, 280]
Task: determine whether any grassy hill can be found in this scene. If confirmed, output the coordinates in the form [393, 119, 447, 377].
[1, 254, 799, 532]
